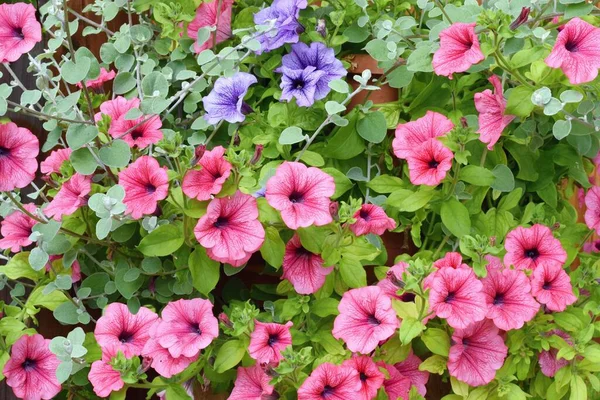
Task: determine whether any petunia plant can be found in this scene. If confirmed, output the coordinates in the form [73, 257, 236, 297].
[1, 0, 600, 399]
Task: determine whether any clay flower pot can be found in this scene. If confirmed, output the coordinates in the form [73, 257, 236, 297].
[345, 54, 399, 110]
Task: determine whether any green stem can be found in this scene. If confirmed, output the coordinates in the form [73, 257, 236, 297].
[432, 235, 450, 258]
[433, 0, 453, 24]
[494, 50, 534, 89]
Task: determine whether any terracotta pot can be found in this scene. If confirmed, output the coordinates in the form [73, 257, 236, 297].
[345, 54, 399, 110]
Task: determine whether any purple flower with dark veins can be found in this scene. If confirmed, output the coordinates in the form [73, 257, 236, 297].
[277, 42, 347, 103]
[202, 72, 257, 124]
[253, 0, 307, 54]
[280, 66, 326, 107]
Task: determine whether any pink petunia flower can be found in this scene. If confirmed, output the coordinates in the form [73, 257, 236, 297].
[394, 352, 429, 397]
[392, 111, 454, 159]
[342, 355, 385, 400]
[583, 239, 600, 253]
[503, 224, 567, 270]
[44, 173, 91, 221]
[332, 286, 399, 354]
[405, 139, 454, 186]
[187, 0, 233, 53]
[229, 364, 276, 400]
[474, 75, 516, 150]
[40, 148, 72, 175]
[584, 186, 600, 234]
[194, 191, 265, 266]
[141, 324, 197, 379]
[88, 344, 125, 397]
[376, 261, 411, 301]
[94, 96, 140, 123]
[428, 267, 487, 329]
[545, 18, 600, 85]
[538, 330, 571, 377]
[349, 204, 396, 236]
[448, 320, 508, 387]
[297, 362, 361, 400]
[154, 299, 219, 358]
[432, 23, 485, 79]
[248, 321, 293, 364]
[481, 268, 539, 331]
[0, 3, 42, 63]
[530, 263, 577, 312]
[282, 234, 333, 294]
[0, 203, 37, 252]
[77, 67, 116, 90]
[94, 303, 158, 358]
[2, 334, 61, 400]
[182, 146, 232, 201]
[119, 156, 169, 220]
[109, 115, 163, 149]
[377, 362, 412, 400]
[423, 252, 471, 291]
[484, 254, 504, 271]
[0, 122, 39, 192]
[265, 162, 335, 230]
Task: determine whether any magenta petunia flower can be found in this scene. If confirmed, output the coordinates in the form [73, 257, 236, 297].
[332, 286, 399, 354]
[530, 263, 577, 312]
[265, 162, 335, 229]
[182, 146, 232, 201]
[119, 156, 169, 220]
[376, 261, 411, 301]
[187, 0, 233, 53]
[538, 330, 571, 377]
[0, 203, 37, 252]
[202, 72, 257, 124]
[154, 299, 219, 358]
[342, 355, 385, 400]
[503, 224, 567, 270]
[94, 96, 140, 123]
[0, 3, 41, 63]
[229, 365, 276, 400]
[248, 320, 293, 364]
[394, 352, 429, 397]
[40, 148, 71, 175]
[109, 115, 163, 149]
[94, 303, 158, 358]
[484, 254, 503, 271]
[448, 320, 508, 387]
[584, 186, 600, 234]
[428, 267, 487, 329]
[481, 268, 539, 331]
[377, 362, 412, 400]
[405, 139, 454, 186]
[583, 239, 600, 253]
[0, 122, 39, 192]
[44, 173, 91, 221]
[194, 191, 265, 266]
[77, 67, 116, 90]
[349, 204, 396, 236]
[545, 18, 600, 85]
[432, 22, 485, 79]
[2, 334, 61, 400]
[282, 234, 333, 294]
[297, 362, 361, 400]
[392, 111, 454, 160]
[423, 252, 470, 291]
[474, 75, 516, 150]
[141, 325, 197, 378]
[88, 343, 125, 397]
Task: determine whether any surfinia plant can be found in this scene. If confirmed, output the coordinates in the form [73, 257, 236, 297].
[1, 0, 600, 399]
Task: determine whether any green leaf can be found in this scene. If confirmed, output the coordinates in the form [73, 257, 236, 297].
[27, 286, 68, 311]
[553, 120, 572, 140]
[165, 384, 192, 400]
[142, 71, 169, 98]
[322, 111, 365, 160]
[279, 126, 306, 145]
[189, 247, 221, 296]
[570, 375, 587, 400]
[419, 355, 447, 375]
[260, 227, 285, 268]
[113, 72, 136, 95]
[70, 148, 99, 175]
[560, 90, 583, 103]
[491, 164, 515, 192]
[0, 252, 42, 281]
[138, 224, 185, 256]
[53, 301, 80, 325]
[368, 175, 406, 193]
[399, 317, 425, 344]
[214, 340, 245, 373]
[422, 328, 451, 356]
[328, 79, 349, 93]
[325, 101, 346, 115]
[506, 86, 535, 118]
[357, 111, 387, 143]
[459, 166, 494, 186]
[322, 168, 353, 199]
[29, 247, 49, 271]
[386, 189, 434, 212]
[311, 298, 340, 317]
[62, 59, 91, 84]
[115, 267, 144, 299]
[98, 140, 131, 167]
[440, 198, 471, 237]
[339, 257, 367, 288]
[66, 124, 99, 149]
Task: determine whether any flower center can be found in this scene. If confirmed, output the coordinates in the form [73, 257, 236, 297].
[359, 372, 368, 381]
[359, 209, 371, 220]
[190, 324, 202, 335]
[13, 27, 24, 40]
[493, 293, 505, 305]
[295, 247, 311, 257]
[445, 291, 456, 303]
[524, 248, 539, 260]
[118, 331, 134, 343]
[267, 334, 279, 346]
[595, 242, 600, 251]
[542, 281, 552, 290]
[0, 146, 9, 158]
[130, 129, 144, 140]
[214, 216, 228, 228]
[321, 385, 334, 397]
[21, 358, 36, 371]
[146, 183, 156, 194]
[293, 79, 305, 90]
[462, 338, 470, 346]
[366, 314, 381, 326]
[289, 191, 304, 203]
[428, 159, 440, 169]
[565, 40, 579, 53]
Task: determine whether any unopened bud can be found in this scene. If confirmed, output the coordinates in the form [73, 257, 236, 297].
[316, 19, 327, 38]
[218, 312, 232, 328]
[329, 201, 339, 221]
[233, 132, 241, 146]
[250, 145, 264, 165]
[139, 357, 152, 374]
[192, 145, 206, 166]
[552, 222, 560, 231]
[509, 7, 530, 30]
[489, 236, 496, 246]
[387, 271, 405, 289]
[460, 117, 468, 128]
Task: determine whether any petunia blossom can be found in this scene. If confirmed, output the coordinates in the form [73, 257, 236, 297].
[342, 355, 385, 400]
[584, 186, 600, 234]
[282, 234, 333, 294]
[545, 18, 600, 85]
[109, 115, 163, 149]
[0, 122, 39, 192]
[405, 138, 454, 187]
[432, 22, 485, 79]
[583, 239, 600, 253]
[94, 96, 140, 123]
[448, 320, 508, 387]
[119, 156, 169, 220]
[194, 191, 265, 266]
[279, 66, 326, 107]
[265, 161, 335, 229]
[377, 362, 412, 400]
[376, 261, 411, 301]
[253, 0, 307, 54]
[503, 224, 567, 270]
[423, 252, 470, 291]
[77, 67, 116, 90]
[530, 263, 577, 312]
[2, 334, 61, 400]
[428, 267, 487, 329]
[0, 3, 42, 63]
[481, 268, 540, 331]
[0, 203, 37, 252]
[182, 146, 232, 201]
[40, 148, 72, 175]
[141, 328, 197, 379]
[248, 321, 293, 364]
[229, 365, 276, 400]
[44, 173, 91, 221]
[474, 75, 516, 150]
[94, 303, 158, 358]
[88, 344, 125, 398]
[202, 72, 257, 124]
[297, 362, 361, 400]
[349, 204, 396, 236]
[392, 111, 454, 160]
[538, 330, 571, 377]
[332, 286, 399, 354]
[187, 0, 233, 53]
[394, 352, 429, 397]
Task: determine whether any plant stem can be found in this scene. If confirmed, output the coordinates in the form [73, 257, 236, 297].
[432, 235, 450, 258]
[433, 0, 453, 24]
[494, 50, 535, 89]
[67, 8, 114, 36]
[6, 100, 93, 125]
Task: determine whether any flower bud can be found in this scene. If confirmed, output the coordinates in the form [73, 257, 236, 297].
[192, 145, 206, 166]
[233, 131, 241, 146]
[139, 357, 152, 374]
[316, 19, 327, 38]
[250, 145, 264, 165]
[489, 236, 496, 246]
[509, 7, 530, 30]
[460, 117, 468, 128]
[218, 312, 232, 328]
[387, 270, 405, 288]
[329, 201, 339, 221]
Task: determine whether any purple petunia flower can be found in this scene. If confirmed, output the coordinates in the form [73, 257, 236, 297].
[202, 72, 257, 124]
[253, 0, 307, 54]
[280, 66, 326, 107]
[277, 42, 347, 103]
